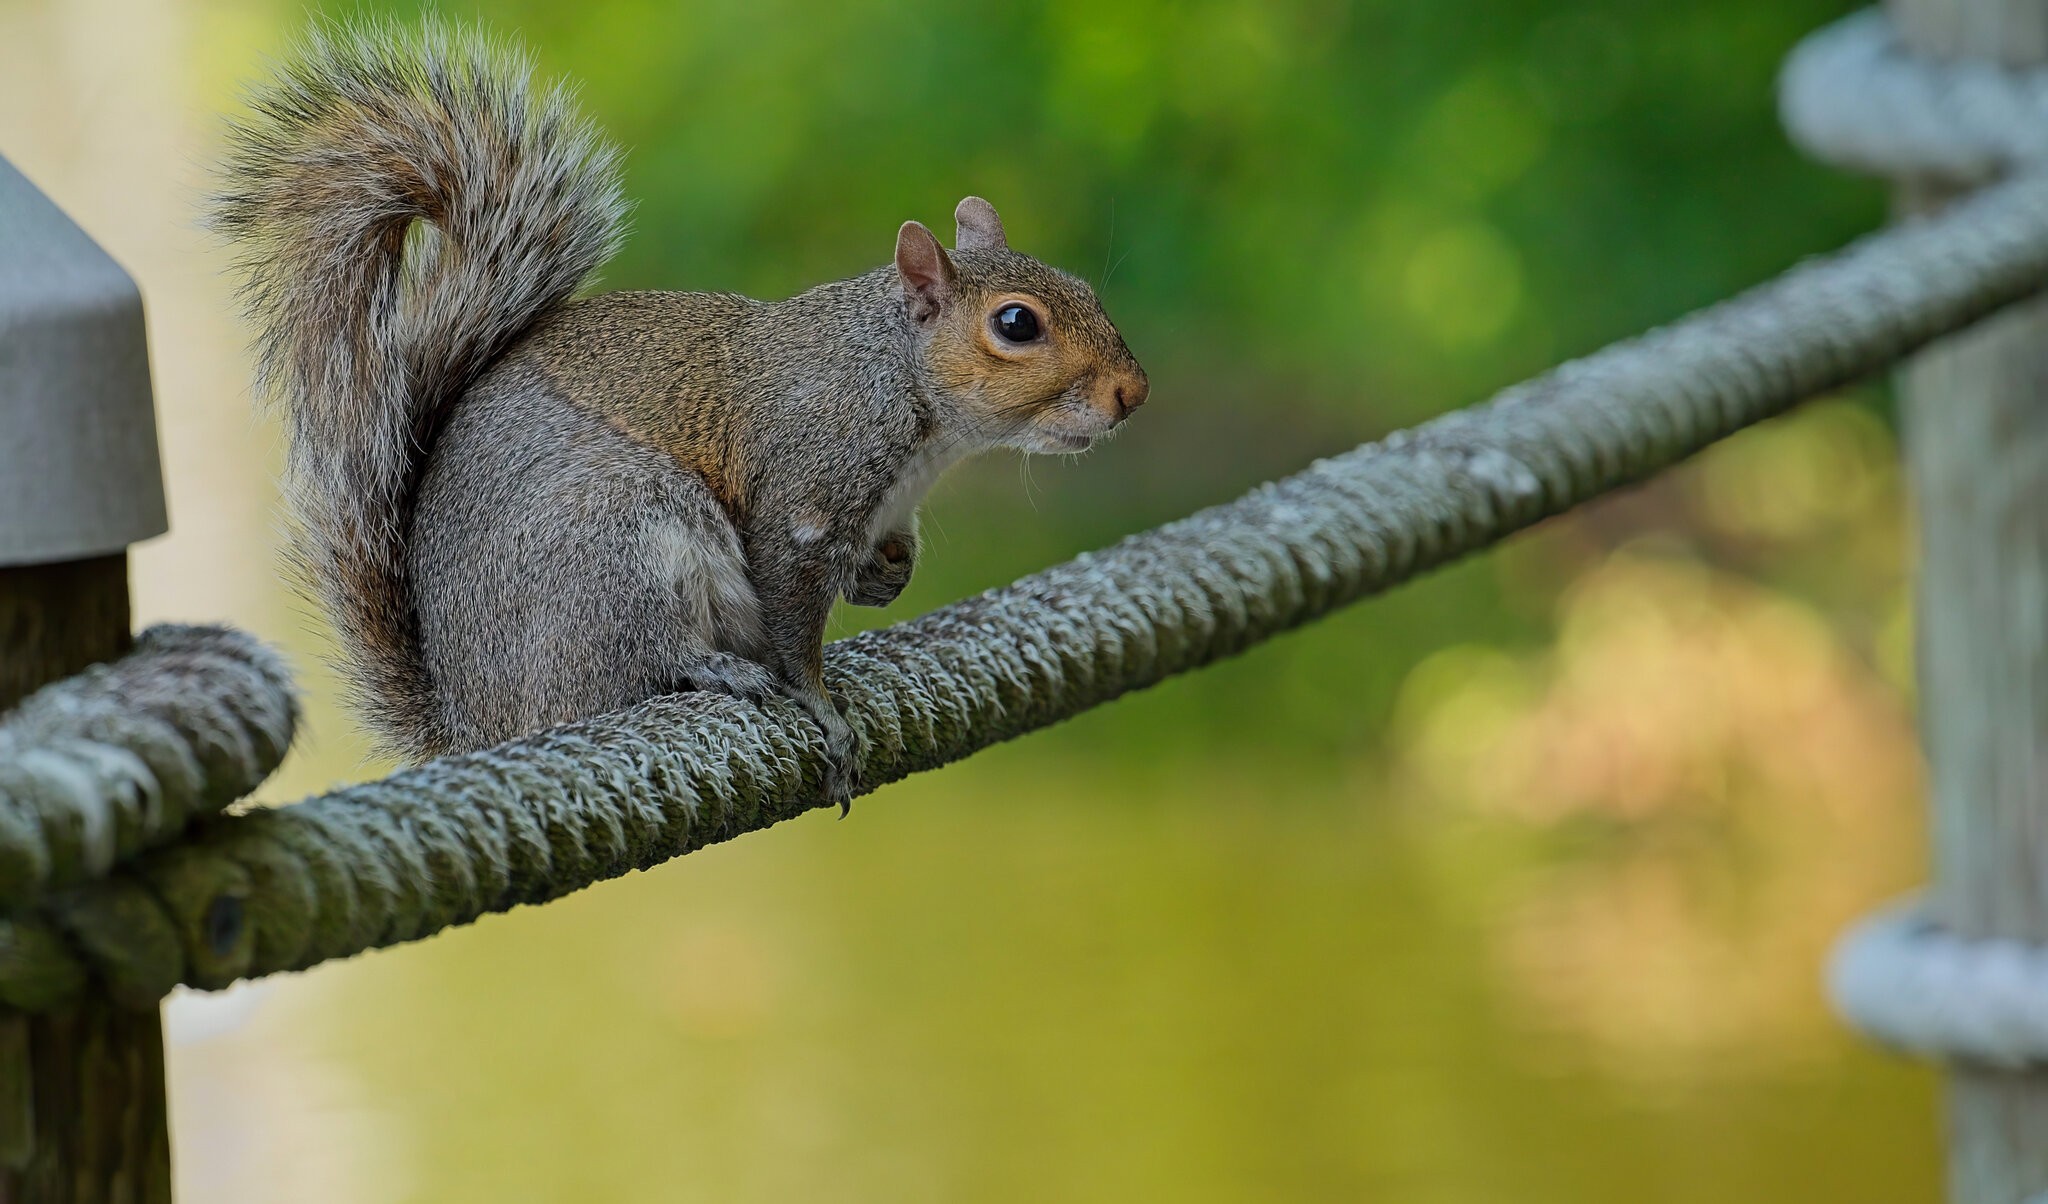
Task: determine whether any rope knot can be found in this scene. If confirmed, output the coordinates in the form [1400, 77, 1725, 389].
[1782, 8, 2048, 183]
[1829, 899, 2048, 1068]
[0, 625, 297, 1010]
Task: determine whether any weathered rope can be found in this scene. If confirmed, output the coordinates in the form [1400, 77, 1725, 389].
[1829, 900, 2048, 1068]
[11, 166, 2048, 1012]
[0, 626, 295, 1011]
[0, 625, 294, 908]
[1782, 8, 2048, 1068]
[1782, 9, 2048, 183]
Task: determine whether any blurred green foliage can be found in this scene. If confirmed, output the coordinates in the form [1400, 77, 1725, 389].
[352, 0, 1883, 770]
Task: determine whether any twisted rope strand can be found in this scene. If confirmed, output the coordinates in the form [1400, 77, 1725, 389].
[12, 166, 2048, 1012]
[0, 626, 295, 909]
[1783, 9, 2048, 182]
[1829, 900, 2048, 1067]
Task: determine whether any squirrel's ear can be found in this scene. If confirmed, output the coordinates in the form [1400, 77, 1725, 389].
[895, 220, 957, 323]
[954, 196, 1008, 251]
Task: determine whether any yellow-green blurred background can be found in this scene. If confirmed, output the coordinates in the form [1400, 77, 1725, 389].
[2, 0, 1937, 1199]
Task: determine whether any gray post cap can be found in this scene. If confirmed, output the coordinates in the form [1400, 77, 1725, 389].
[0, 153, 168, 566]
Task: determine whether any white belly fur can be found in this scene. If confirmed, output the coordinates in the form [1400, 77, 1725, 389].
[646, 516, 765, 656]
[867, 439, 972, 547]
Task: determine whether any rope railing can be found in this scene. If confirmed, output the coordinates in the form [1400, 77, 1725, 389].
[1781, 7, 2048, 1075]
[1782, 7, 2048, 183]
[5, 162, 2047, 1013]
[0, 625, 295, 909]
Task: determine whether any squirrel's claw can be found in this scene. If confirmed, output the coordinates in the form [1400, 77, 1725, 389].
[821, 726, 858, 817]
[792, 688, 860, 817]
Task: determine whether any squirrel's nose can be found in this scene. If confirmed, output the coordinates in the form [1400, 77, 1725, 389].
[1113, 373, 1150, 417]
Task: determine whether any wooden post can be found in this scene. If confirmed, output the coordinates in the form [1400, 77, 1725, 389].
[1887, 1, 2048, 1199]
[0, 158, 175, 1198]
[0, 556, 170, 1203]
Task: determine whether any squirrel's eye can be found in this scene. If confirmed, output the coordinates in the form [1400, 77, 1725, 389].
[993, 304, 1042, 344]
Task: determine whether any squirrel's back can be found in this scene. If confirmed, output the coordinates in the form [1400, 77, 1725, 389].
[209, 21, 627, 758]
[505, 290, 763, 510]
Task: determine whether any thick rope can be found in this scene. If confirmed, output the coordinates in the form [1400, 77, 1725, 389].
[1782, 8, 2048, 1069]
[1782, 9, 2048, 183]
[1829, 900, 2048, 1068]
[0, 626, 295, 1010]
[9, 168, 2048, 1012]
[0, 625, 294, 909]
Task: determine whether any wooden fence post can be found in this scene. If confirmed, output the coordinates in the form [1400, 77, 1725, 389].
[1886, 0, 2048, 1199]
[0, 155, 173, 1200]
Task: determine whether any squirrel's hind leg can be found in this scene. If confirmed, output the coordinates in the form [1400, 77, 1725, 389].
[414, 386, 776, 745]
[639, 476, 781, 705]
[662, 649, 780, 705]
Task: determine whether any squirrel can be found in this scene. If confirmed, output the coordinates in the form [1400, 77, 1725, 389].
[207, 23, 1149, 806]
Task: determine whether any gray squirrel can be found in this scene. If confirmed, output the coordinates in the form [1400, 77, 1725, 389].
[208, 23, 1149, 806]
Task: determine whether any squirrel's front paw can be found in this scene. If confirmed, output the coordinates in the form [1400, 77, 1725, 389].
[843, 531, 916, 607]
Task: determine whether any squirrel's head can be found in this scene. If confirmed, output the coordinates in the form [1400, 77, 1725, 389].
[895, 197, 1148, 455]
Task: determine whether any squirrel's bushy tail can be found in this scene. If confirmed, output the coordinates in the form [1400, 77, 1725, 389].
[210, 21, 627, 758]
